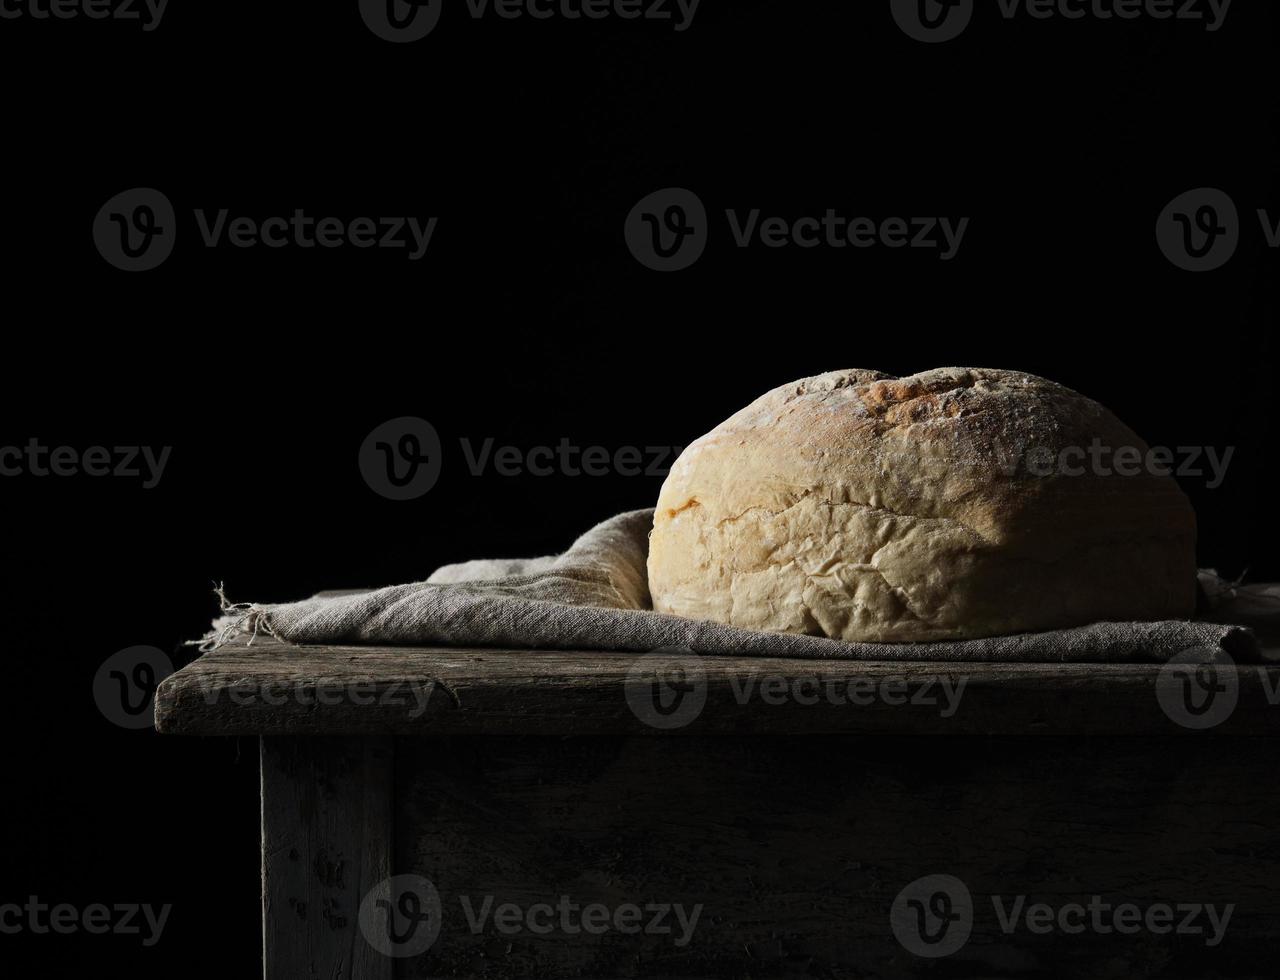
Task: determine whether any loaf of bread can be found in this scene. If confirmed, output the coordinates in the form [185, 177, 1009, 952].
[648, 368, 1196, 641]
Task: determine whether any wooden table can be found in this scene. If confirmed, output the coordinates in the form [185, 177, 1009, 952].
[157, 637, 1280, 979]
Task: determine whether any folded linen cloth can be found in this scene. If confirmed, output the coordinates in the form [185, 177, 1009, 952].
[207, 509, 1258, 663]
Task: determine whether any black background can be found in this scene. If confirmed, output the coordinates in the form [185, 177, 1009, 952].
[0, 0, 1276, 974]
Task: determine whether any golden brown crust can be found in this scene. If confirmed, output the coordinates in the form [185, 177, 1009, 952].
[648, 368, 1197, 641]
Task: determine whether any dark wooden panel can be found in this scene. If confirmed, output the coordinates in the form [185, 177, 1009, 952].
[261, 736, 393, 980]
[157, 638, 1280, 736]
[392, 734, 1280, 979]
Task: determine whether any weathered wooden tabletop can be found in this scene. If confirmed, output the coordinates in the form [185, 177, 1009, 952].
[157, 636, 1280, 979]
[156, 636, 1280, 736]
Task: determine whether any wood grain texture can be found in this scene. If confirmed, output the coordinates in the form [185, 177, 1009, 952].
[261, 736, 393, 980]
[393, 734, 1280, 979]
[156, 637, 1280, 736]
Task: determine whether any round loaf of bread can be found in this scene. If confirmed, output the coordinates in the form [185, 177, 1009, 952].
[648, 368, 1196, 641]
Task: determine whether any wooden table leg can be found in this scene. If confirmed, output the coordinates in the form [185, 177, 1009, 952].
[261, 736, 393, 980]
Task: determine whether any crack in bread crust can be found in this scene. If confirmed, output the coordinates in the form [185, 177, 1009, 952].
[648, 368, 1197, 642]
